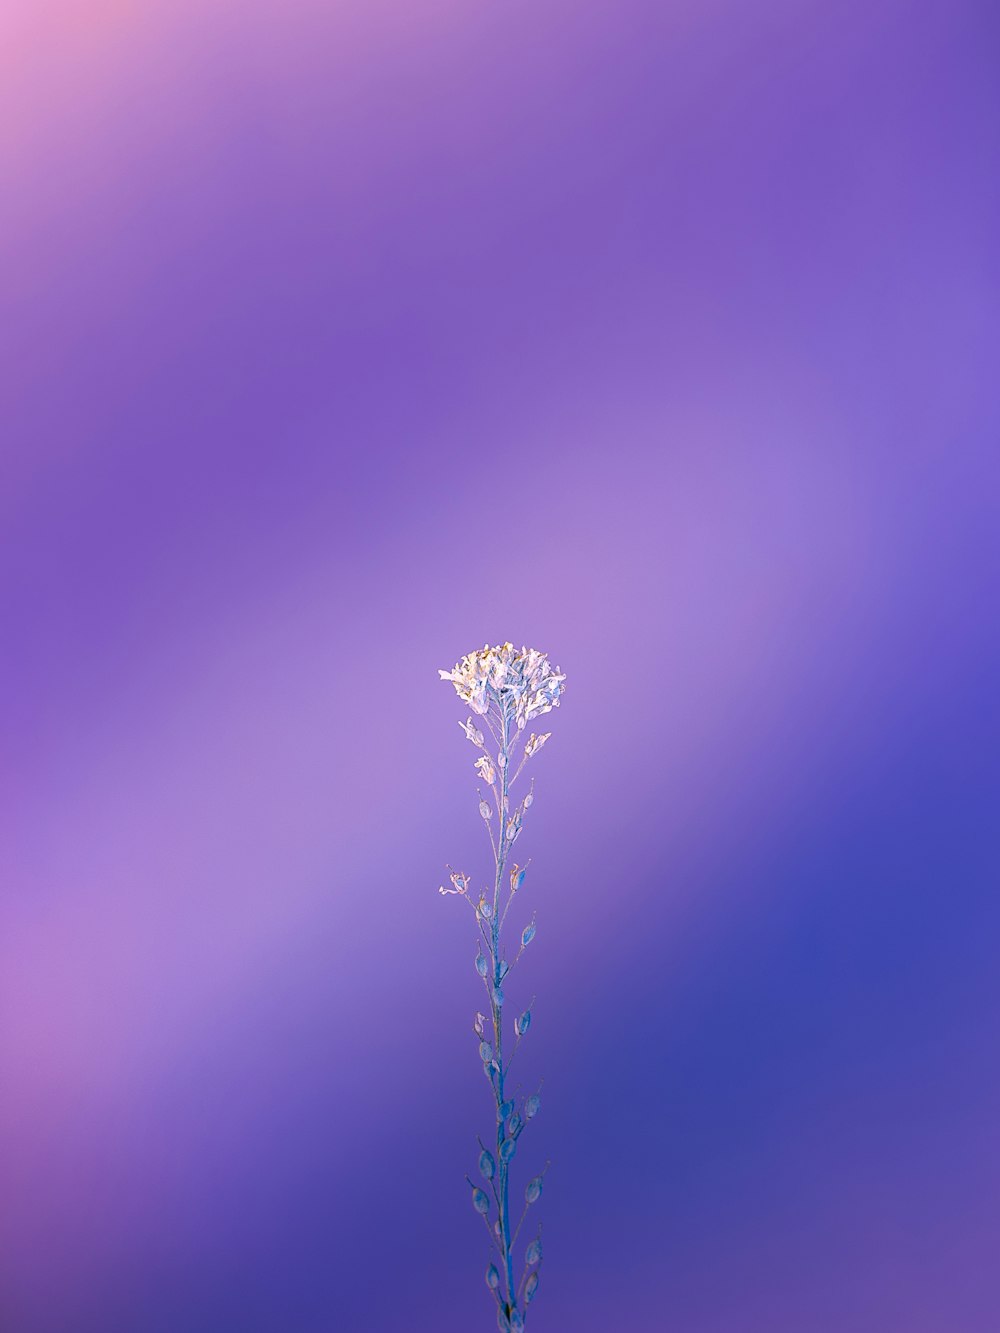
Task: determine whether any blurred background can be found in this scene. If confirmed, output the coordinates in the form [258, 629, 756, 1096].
[1, 2, 998, 1330]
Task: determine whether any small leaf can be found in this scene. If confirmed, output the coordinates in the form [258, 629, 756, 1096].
[479, 1041, 493, 1063]
[525, 1176, 543, 1204]
[500, 1137, 517, 1163]
[472, 1188, 490, 1215]
[485, 1264, 500, 1290]
[525, 1272, 539, 1303]
[521, 922, 536, 948]
[525, 1238, 542, 1266]
[524, 1094, 541, 1119]
[479, 1150, 496, 1180]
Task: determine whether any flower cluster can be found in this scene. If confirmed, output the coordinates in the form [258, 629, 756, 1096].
[439, 642, 566, 730]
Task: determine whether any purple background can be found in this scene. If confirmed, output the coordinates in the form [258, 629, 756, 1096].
[2, 2, 998, 1330]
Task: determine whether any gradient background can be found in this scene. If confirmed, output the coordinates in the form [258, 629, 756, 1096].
[2, 2, 998, 1331]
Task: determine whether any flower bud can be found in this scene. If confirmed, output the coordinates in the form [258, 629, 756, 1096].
[476, 951, 488, 978]
[472, 1187, 490, 1215]
[479, 1149, 496, 1180]
[515, 1009, 531, 1036]
[525, 1176, 543, 1204]
[500, 1137, 517, 1163]
[497, 1099, 515, 1122]
[525, 1238, 542, 1266]
[521, 922, 536, 948]
[480, 800, 492, 820]
[485, 1264, 500, 1290]
[525, 1272, 539, 1302]
[479, 1041, 493, 1063]
[524, 1093, 541, 1119]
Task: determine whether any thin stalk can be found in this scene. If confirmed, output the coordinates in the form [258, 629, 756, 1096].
[490, 704, 516, 1313]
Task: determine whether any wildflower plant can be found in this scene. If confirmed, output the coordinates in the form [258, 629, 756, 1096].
[438, 642, 566, 1331]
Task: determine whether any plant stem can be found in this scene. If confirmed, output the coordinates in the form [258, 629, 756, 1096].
[491, 704, 516, 1312]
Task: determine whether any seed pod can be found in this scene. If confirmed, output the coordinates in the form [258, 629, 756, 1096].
[485, 1264, 500, 1290]
[521, 922, 536, 948]
[479, 1041, 493, 1063]
[476, 951, 488, 978]
[515, 1010, 531, 1036]
[479, 1150, 496, 1180]
[525, 1272, 539, 1303]
[525, 1176, 543, 1204]
[500, 1137, 517, 1163]
[472, 1188, 490, 1215]
[497, 1099, 515, 1122]
[525, 1238, 542, 1266]
[524, 1094, 541, 1119]
[506, 1112, 521, 1137]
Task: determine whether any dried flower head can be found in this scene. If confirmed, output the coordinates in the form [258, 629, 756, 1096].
[439, 642, 565, 729]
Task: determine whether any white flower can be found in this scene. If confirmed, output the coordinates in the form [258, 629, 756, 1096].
[439, 643, 566, 729]
[439, 868, 471, 896]
[475, 754, 496, 785]
[523, 731, 551, 759]
[459, 717, 485, 747]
